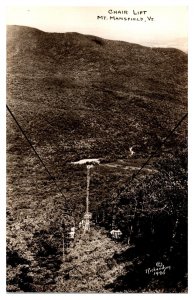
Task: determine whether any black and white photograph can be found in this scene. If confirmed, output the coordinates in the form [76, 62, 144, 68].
[5, 3, 188, 293]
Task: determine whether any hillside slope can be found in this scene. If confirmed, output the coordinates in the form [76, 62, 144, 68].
[7, 25, 187, 164]
[6, 24, 188, 229]
[6, 25, 188, 293]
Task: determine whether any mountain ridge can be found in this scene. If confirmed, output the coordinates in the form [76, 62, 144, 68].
[7, 25, 187, 53]
[6, 25, 188, 293]
[7, 25, 187, 164]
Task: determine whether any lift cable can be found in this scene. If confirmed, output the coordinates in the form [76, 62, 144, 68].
[6, 104, 67, 203]
[112, 112, 188, 220]
[129, 112, 188, 184]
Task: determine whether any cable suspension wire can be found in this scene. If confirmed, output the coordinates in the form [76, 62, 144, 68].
[6, 104, 67, 202]
[112, 112, 188, 221]
[129, 112, 188, 184]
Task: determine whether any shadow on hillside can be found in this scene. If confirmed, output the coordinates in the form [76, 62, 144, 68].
[104, 241, 187, 293]
[7, 250, 35, 292]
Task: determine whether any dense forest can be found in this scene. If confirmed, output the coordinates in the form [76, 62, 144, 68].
[7, 25, 187, 292]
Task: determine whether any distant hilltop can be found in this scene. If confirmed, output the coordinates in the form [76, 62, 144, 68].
[7, 25, 187, 162]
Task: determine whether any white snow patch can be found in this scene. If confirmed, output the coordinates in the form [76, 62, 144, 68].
[71, 158, 100, 165]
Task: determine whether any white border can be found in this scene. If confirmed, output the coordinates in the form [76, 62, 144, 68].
[1, 0, 193, 299]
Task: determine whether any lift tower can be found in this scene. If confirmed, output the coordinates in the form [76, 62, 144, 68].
[71, 158, 100, 233]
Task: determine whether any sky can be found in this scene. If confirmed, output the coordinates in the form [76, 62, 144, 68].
[6, 6, 188, 51]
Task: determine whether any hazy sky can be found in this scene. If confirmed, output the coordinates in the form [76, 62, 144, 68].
[6, 6, 188, 51]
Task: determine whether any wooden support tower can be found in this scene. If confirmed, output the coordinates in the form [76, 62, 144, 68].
[83, 165, 92, 233]
[71, 159, 100, 234]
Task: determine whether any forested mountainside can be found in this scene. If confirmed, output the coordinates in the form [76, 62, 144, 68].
[7, 25, 187, 292]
